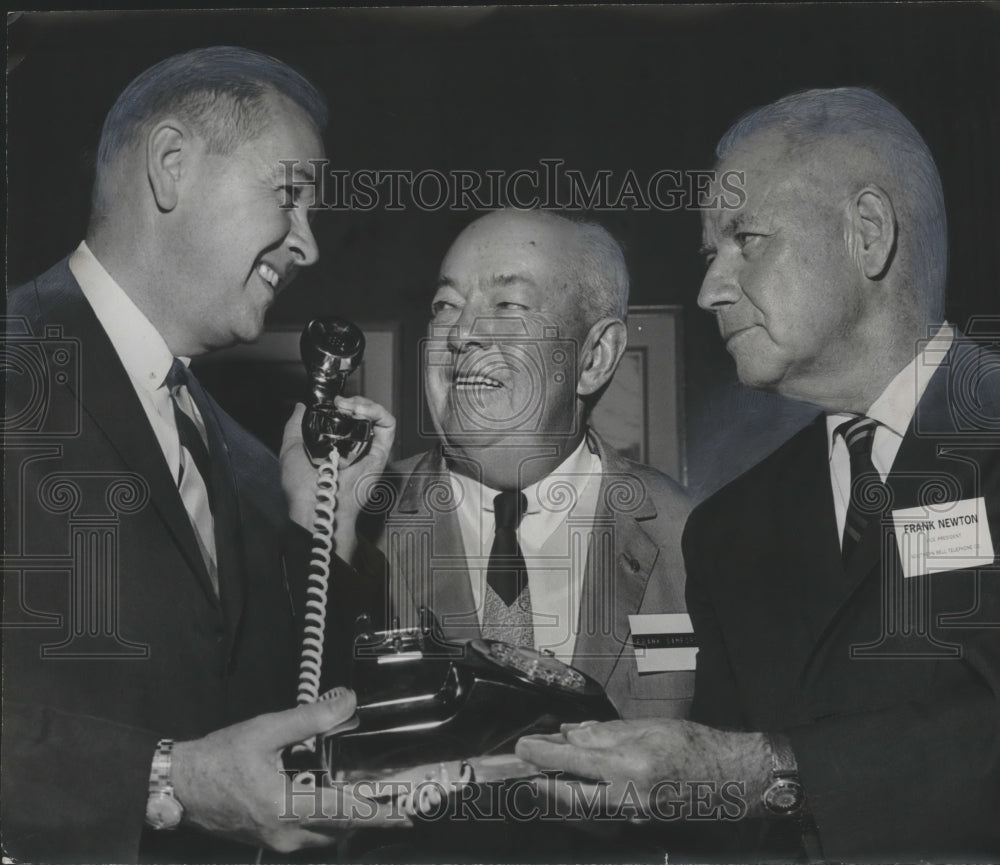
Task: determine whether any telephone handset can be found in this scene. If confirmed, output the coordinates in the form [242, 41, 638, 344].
[293, 316, 375, 722]
[300, 317, 374, 465]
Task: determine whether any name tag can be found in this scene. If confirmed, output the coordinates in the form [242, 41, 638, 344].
[891, 496, 995, 579]
[629, 613, 698, 673]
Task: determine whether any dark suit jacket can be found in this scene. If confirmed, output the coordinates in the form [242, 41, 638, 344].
[683, 336, 1000, 860]
[1, 259, 331, 861]
[362, 431, 694, 720]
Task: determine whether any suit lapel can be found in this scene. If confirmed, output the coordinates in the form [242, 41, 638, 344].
[572, 434, 659, 687]
[394, 449, 479, 637]
[778, 416, 859, 640]
[43, 280, 219, 602]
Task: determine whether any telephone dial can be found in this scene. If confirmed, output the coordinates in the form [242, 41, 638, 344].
[289, 317, 619, 802]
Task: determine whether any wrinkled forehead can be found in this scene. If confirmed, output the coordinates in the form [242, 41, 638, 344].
[439, 212, 578, 295]
[702, 132, 826, 236]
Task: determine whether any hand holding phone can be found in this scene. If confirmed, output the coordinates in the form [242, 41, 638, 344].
[300, 317, 374, 465]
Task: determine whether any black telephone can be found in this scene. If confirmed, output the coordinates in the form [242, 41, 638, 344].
[300, 317, 374, 465]
[289, 318, 619, 798]
[325, 610, 619, 782]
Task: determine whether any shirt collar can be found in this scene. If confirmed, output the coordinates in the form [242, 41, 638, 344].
[826, 322, 955, 457]
[525, 436, 598, 516]
[450, 436, 596, 515]
[69, 241, 183, 393]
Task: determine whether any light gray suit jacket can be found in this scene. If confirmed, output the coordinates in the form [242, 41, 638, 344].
[364, 430, 693, 719]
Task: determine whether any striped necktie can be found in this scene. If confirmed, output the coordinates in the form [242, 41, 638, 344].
[165, 359, 217, 591]
[836, 416, 884, 562]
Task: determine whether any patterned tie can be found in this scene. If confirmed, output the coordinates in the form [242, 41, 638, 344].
[836, 416, 884, 562]
[165, 359, 217, 591]
[166, 360, 212, 496]
[482, 491, 533, 648]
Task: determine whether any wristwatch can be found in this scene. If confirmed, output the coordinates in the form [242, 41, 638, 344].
[145, 738, 184, 830]
[761, 733, 805, 816]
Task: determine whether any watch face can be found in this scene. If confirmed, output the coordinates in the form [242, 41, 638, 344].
[763, 778, 804, 815]
[146, 792, 184, 830]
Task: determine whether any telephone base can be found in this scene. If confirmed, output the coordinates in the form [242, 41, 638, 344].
[320, 620, 619, 783]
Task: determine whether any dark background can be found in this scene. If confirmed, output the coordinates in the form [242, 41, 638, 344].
[7, 4, 1000, 499]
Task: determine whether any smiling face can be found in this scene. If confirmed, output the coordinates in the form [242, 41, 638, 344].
[698, 130, 864, 403]
[165, 91, 324, 354]
[424, 211, 591, 456]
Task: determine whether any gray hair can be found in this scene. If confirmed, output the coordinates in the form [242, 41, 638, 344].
[567, 217, 630, 322]
[92, 46, 327, 220]
[718, 87, 947, 319]
[526, 210, 629, 323]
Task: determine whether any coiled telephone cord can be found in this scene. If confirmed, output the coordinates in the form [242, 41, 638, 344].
[293, 450, 340, 750]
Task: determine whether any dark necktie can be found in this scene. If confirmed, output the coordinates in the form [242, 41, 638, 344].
[836, 416, 883, 561]
[483, 490, 533, 647]
[165, 359, 218, 592]
[165, 359, 212, 500]
[487, 491, 529, 606]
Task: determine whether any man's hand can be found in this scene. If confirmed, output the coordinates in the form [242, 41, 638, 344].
[172, 690, 411, 853]
[281, 398, 396, 560]
[515, 719, 772, 822]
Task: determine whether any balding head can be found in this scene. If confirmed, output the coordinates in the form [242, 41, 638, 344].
[450, 209, 630, 326]
[424, 208, 630, 488]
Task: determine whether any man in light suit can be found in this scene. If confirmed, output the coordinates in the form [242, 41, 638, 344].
[363, 208, 693, 721]
[517, 89, 1000, 861]
[2, 47, 398, 861]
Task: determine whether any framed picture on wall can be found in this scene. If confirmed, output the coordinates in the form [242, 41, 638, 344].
[193, 322, 401, 457]
[589, 305, 685, 484]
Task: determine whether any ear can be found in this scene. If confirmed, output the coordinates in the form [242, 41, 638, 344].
[146, 120, 189, 213]
[849, 185, 897, 280]
[576, 317, 627, 397]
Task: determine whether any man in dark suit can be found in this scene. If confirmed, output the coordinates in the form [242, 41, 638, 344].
[517, 88, 1000, 860]
[2, 47, 398, 861]
[365, 209, 693, 721]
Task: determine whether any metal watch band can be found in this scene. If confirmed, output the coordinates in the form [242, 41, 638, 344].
[149, 738, 175, 795]
[146, 738, 184, 830]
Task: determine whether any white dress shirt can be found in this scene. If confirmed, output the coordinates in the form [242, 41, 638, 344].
[449, 437, 602, 663]
[69, 241, 217, 574]
[826, 323, 954, 547]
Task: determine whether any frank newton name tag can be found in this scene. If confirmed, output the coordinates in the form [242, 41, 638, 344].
[891, 496, 995, 579]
